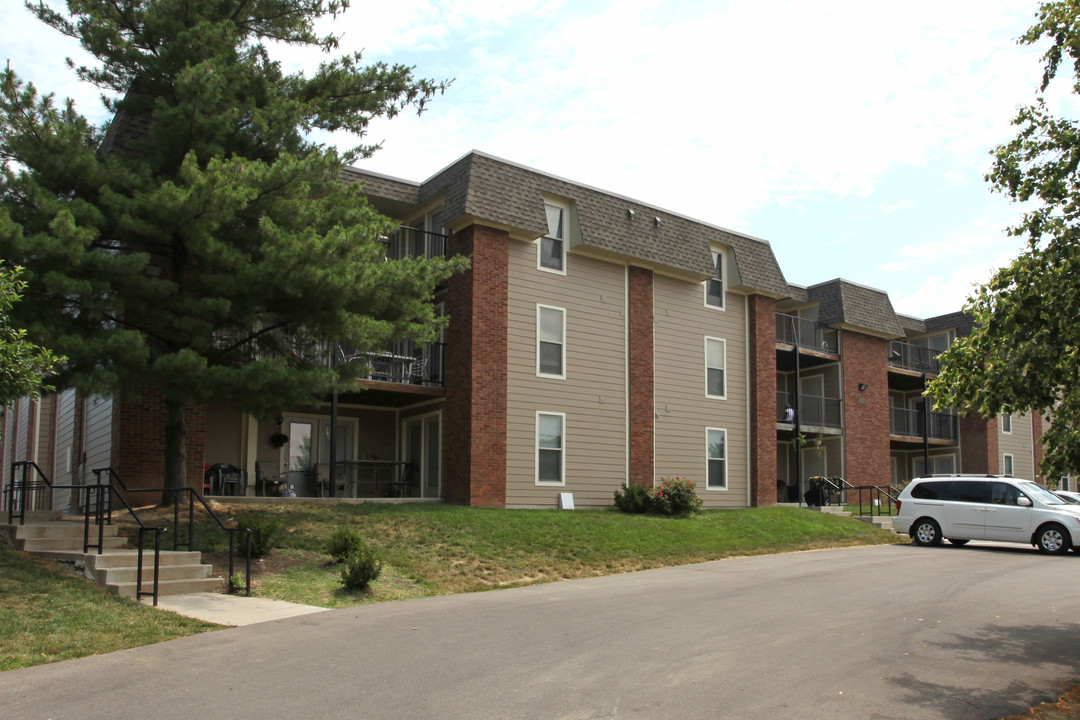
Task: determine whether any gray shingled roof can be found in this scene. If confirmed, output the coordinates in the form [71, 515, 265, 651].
[345, 151, 790, 296]
[807, 279, 905, 338]
[896, 314, 927, 337]
[926, 310, 975, 337]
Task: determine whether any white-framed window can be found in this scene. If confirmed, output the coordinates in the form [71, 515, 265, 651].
[706, 427, 727, 490]
[1003, 453, 1015, 476]
[537, 305, 566, 378]
[913, 454, 956, 477]
[705, 337, 726, 399]
[536, 412, 565, 485]
[1001, 414, 1012, 434]
[704, 250, 725, 309]
[538, 201, 568, 274]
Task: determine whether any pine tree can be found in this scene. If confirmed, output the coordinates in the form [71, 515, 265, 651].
[0, 0, 466, 497]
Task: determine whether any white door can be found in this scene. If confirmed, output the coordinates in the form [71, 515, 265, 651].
[402, 413, 441, 498]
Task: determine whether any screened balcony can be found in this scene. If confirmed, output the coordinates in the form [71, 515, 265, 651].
[383, 226, 448, 261]
[776, 313, 839, 354]
[776, 391, 843, 428]
[888, 341, 941, 375]
[890, 407, 958, 441]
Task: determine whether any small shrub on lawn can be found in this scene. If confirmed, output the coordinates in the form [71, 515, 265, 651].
[340, 546, 382, 591]
[234, 513, 284, 558]
[614, 483, 652, 513]
[326, 527, 365, 562]
[649, 478, 703, 517]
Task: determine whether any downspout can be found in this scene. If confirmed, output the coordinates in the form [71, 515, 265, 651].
[745, 300, 752, 507]
[792, 316, 803, 504]
[922, 372, 930, 473]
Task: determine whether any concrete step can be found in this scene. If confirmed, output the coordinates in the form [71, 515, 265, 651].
[8, 521, 122, 539]
[18, 535, 129, 553]
[816, 506, 852, 517]
[92, 562, 214, 585]
[82, 550, 205, 568]
[856, 516, 895, 531]
[110, 577, 224, 598]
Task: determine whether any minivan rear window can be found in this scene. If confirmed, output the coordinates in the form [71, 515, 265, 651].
[911, 481, 948, 500]
[910, 480, 989, 502]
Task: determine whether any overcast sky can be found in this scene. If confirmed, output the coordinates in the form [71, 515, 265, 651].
[2, 0, 1071, 318]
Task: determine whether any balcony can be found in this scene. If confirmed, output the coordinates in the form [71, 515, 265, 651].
[888, 341, 941, 375]
[890, 407, 958, 441]
[212, 328, 446, 388]
[776, 391, 843, 428]
[776, 314, 839, 354]
[384, 226, 448, 261]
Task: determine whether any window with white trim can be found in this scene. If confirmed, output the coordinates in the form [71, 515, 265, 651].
[705, 337, 726, 398]
[536, 412, 565, 485]
[707, 428, 727, 490]
[705, 250, 725, 309]
[1001, 414, 1012, 434]
[1003, 453, 1015, 476]
[539, 202, 567, 274]
[537, 305, 565, 378]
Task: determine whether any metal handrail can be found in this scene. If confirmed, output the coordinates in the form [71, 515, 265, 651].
[810, 475, 898, 517]
[92, 468, 252, 595]
[5, 461, 167, 606]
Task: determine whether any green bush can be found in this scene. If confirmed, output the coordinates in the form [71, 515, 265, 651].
[649, 478, 703, 517]
[340, 546, 382, 591]
[233, 513, 284, 558]
[614, 483, 652, 513]
[326, 527, 365, 562]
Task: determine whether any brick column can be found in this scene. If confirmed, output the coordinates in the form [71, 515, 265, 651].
[841, 332, 890, 487]
[113, 386, 207, 504]
[959, 414, 997, 474]
[627, 266, 654, 487]
[747, 295, 778, 505]
[443, 224, 509, 507]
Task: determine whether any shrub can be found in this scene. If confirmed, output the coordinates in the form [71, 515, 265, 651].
[233, 513, 284, 558]
[649, 478, 703, 517]
[614, 483, 652, 513]
[340, 546, 382, 591]
[326, 527, 365, 562]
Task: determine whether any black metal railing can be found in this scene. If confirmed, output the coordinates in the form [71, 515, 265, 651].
[4, 461, 168, 606]
[339, 340, 446, 387]
[888, 341, 941, 374]
[777, 391, 843, 427]
[889, 407, 958, 441]
[776, 313, 840, 354]
[847, 483, 898, 517]
[92, 468, 252, 596]
[384, 226, 448, 261]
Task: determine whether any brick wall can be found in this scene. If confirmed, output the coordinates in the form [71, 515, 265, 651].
[1032, 413, 1045, 484]
[443, 224, 509, 507]
[113, 386, 207, 504]
[841, 332, 891, 486]
[747, 295, 777, 505]
[627, 266, 654, 488]
[959, 414, 996, 474]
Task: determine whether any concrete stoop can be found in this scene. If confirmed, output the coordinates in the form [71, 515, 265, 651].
[814, 505, 852, 518]
[1, 517, 223, 598]
[855, 516, 896, 532]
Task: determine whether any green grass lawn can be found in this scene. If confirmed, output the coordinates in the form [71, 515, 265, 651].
[4, 504, 899, 670]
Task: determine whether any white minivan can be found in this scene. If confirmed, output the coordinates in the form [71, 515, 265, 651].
[894, 475, 1080, 554]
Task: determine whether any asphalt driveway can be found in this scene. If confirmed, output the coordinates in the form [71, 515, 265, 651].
[3, 540, 1079, 719]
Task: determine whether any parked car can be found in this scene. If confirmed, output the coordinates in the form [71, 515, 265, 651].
[1055, 490, 1080, 505]
[894, 475, 1080, 554]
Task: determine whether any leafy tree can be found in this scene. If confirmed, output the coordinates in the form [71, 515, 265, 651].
[0, 0, 466, 497]
[928, 1, 1080, 480]
[0, 265, 62, 405]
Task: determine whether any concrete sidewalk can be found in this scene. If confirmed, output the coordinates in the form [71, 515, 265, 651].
[142, 592, 329, 626]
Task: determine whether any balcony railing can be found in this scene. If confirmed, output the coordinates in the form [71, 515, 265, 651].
[776, 313, 839, 354]
[890, 407, 958, 441]
[384, 226, 448, 261]
[777, 391, 843, 428]
[212, 327, 446, 388]
[888, 341, 941, 374]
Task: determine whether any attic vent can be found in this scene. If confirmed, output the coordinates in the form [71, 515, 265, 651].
[654, 216, 661, 226]
[627, 208, 635, 219]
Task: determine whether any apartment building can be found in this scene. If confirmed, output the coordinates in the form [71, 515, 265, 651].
[0, 151, 1057, 509]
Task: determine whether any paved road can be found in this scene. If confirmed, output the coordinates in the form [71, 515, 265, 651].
[4, 541, 1080, 719]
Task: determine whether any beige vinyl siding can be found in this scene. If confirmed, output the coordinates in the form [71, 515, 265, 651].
[654, 274, 749, 508]
[206, 403, 244, 468]
[15, 397, 30, 460]
[36, 398, 53, 474]
[506, 241, 627, 508]
[51, 390, 78, 511]
[1000, 412, 1035, 480]
[83, 395, 113, 478]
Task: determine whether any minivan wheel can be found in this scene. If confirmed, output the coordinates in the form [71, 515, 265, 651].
[912, 518, 942, 546]
[948, 538, 969, 546]
[1036, 524, 1070, 555]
